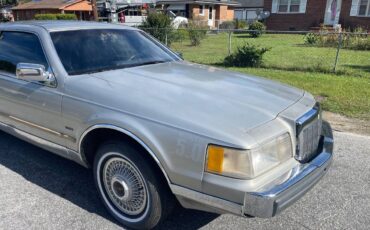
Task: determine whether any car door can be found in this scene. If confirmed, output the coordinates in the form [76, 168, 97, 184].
[0, 30, 66, 146]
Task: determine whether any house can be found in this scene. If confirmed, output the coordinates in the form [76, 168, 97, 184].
[263, 0, 370, 31]
[340, 0, 370, 29]
[234, 0, 263, 22]
[156, 0, 240, 28]
[12, 0, 93, 21]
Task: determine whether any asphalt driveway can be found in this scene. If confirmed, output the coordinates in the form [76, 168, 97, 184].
[0, 131, 369, 230]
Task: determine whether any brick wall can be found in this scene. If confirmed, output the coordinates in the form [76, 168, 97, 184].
[339, 0, 370, 30]
[215, 5, 234, 21]
[190, 4, 208, 21]
[190, 4, 233, 27]
[264, 0, 326, 30]
[226, 6, 234, 20]
[264, 0, 370, 31]
[216, 5, 227, 21]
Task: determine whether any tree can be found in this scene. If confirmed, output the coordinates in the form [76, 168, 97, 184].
[1, 0, 19, 6]
[139, 13, 173, 45]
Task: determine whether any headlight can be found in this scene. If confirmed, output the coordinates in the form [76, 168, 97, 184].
[206, 133, 293, 179]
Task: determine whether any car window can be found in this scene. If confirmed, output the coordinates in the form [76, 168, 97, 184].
[50, 29, 179, 75]
[0, 31, 49, 75]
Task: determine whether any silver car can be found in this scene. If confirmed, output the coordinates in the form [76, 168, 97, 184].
[0, 21, 333, 229]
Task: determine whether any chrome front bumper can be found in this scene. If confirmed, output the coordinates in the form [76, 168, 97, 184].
[244, 134, 333, 217]
[172, 123, 334, 218]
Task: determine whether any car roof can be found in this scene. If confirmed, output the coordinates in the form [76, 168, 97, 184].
[0, 20, 137, 32]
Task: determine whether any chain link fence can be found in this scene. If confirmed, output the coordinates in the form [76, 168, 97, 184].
[140, 27, 370, 77]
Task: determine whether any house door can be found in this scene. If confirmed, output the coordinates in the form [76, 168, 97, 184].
[208, 6, 214, 27]
[324, 0, 342, 25]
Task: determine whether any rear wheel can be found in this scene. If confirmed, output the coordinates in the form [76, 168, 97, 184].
[93, 141, 174, 229]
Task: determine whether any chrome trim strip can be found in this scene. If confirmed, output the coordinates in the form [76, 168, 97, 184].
[295, 103, 320, 136]
[10, 115, 61, 136]
[296, 107, 319, 125]
[8, 115, 76, 142]
[79, 124, 172, 185]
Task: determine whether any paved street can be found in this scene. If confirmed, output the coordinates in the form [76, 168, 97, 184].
[0, 131, 369, 230]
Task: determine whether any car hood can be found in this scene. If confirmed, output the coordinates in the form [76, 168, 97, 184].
[72, 61, 304, 144]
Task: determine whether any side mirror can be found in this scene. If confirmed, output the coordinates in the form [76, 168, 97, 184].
[16, 63, 56, 86]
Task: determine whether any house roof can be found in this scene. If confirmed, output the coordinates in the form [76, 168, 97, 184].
[235, 0, 263, 8]
[12, 0, 92, 11]
[0, 21, 137, 32]
[156, 0, 240, 6]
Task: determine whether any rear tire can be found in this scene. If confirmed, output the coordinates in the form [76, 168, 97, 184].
[93, 141, 174, 229]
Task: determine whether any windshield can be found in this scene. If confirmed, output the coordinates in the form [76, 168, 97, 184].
[50, 29, 178, 75]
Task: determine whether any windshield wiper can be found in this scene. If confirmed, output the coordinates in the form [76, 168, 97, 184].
[69, 61, 169, 75]
[134, 60, 167, 67]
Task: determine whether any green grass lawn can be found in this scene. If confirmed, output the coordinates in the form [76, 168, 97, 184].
[170, 33, 370, 120]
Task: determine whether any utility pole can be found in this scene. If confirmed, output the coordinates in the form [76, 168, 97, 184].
[109, 0, 118, 23]
[92, 0, 99, 21]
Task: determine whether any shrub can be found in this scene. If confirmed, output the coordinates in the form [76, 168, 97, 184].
[56, 14, 77, 20]
[219, 21, 235, 30]
[187, 21, 207, 46]
[317, 27, 338, 47]
[172, 29, 188, 42]
[306, 25, 370, 51]
[349, 36, 370, 50]
[34, 14, 57, 20]
[34, 13, 77, 20]
[248, 21, 266, 37]
[139, 13, 173, 45]
[224, 43, 270, 67]
[304, 33, 319, 45]
[348, 27, 370, 50]
[234, 19, 247, 30]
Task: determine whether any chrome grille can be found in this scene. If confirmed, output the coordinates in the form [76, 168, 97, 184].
[295, 105, 322, 163]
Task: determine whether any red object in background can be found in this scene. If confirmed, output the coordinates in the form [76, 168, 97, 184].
[119, 12, 125, 23]
[143, 3, 148, 9]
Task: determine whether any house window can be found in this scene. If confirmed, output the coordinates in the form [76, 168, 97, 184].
[199, 5, 204, 15]
[278, 0, 301, 13]
[358, 0, 370, 16]
[234, 10, 244, 20]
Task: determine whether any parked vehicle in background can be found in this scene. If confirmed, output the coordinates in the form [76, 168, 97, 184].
[118, 6, 148, 26]
[0, 21, 334, 229]
[0, 7, 13, 22]
[168, 11, 188, 29]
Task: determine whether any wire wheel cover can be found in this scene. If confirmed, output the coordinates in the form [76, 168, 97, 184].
[103, 157, 147, 216]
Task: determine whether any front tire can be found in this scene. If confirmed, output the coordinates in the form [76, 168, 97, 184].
[93, 141, 174, 229]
